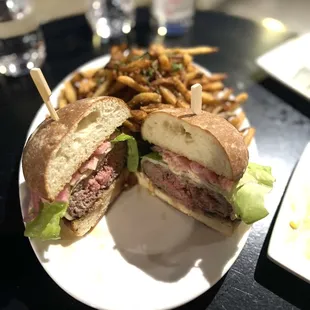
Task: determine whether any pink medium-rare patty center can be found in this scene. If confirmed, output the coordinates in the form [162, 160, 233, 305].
[68, 141, 127, 219]
[142, 159, 234, 219]
[153, 146, 234, 191]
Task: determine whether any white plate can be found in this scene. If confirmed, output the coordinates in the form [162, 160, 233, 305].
[19, 55, 258, 310]
[256, 33, 310, 100]
[268, 142, 310, 283]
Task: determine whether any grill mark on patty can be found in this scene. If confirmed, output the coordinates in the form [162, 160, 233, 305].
[68, 142, 127, 219]
[142, 160, 233, 219]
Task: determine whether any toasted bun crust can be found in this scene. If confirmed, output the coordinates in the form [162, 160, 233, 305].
[64, 170, 129, 236]
[141, 109, 249, 181]
[136, 172, 240, 236]
[22, 96, 130, 200]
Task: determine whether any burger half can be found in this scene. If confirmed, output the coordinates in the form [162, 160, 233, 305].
[138, 109, 275, 236]
[22, 96, 138, 239]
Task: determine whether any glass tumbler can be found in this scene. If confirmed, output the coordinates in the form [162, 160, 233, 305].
[86, 0, 135, 40]
[0, 0, 46, 77]
[151, 0, 195, 36]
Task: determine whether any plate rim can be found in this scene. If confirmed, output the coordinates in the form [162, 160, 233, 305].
[267, 141, 310, 284]
[256, 33, 310, 100]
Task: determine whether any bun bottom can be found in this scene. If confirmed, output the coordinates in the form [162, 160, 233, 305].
[136, 172, 240, 237]
[64, 169, 129, 237]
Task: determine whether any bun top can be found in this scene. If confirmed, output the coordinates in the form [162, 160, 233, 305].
[22, 96, 130, 200]
[141, 108, 249, 180]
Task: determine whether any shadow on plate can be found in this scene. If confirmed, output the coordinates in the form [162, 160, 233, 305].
[254, 165, 310, 310]
[106, 186, 249, 285]
[19, 182, 83, 263]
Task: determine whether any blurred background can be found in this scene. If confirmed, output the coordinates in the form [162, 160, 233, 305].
[35, 0, 308, 34]
[0, 0, 306, 77]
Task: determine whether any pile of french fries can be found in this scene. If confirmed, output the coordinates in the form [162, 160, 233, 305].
[57, 44, 255, 146]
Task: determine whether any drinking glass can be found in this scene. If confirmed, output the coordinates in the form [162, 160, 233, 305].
[86, 0, 135, 40]
[0, 0, 46, 77]
[151, 0, 196, 36]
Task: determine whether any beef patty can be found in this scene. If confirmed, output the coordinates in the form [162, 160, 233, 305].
[142, 160, 233, 219]
[68, 142, 127, 219]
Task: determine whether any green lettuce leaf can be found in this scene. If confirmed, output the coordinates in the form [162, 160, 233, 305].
[24, 201, 68, 240]
[142, 152, 162, 161]
[112, 133, 139, 172]
[246, 163, 275, 187]
[228, 163, 275, 224]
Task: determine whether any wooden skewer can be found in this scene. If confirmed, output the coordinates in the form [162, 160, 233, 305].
[30, 68, 59, 121]
[191, 83, 202, 115]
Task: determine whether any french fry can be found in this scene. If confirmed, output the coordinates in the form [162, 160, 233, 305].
[202, 81, 224, 92]
[241, 127, 256, 146]
[185, 71, 199, 82]
[226, 92, 248, 111]
[106, 81, 126, 95]
[176, 97, 190, 109]
[119, 59, 151, 72]
[58, 97, 68, 109]
[188, 74, 208, 86]
[158, 54, 171, 71]
[128, 92, 161, 107]
[111, 45, 127, 61]
[95, 68, 106, 77]
[159, 86, 177, 106]
[123, 120, 141, 132]
[218, 111, 235, 119]
[126, 48, 145, 61]
[149, 44, 165, 56]
[179, 70, 186, 83]
[211, 105, 224, 114]
[173, 77, 191, 102]
[216, 88, 233, 101]
[235, 92, 249, 104]
[111, 69, 119, 80]
[165, 46, 218, 55]
[201, 104, 212, 112]
[183, 53, 192, 67]
[131, 48, 145, 55]
[93, 76, 112, 97]
[228, 111, 246, 129]
[169, 55, 183, 62]
[79, 78, 97, 95]
[57, 89, 65, 104]
[187, 64, 196, 72]
[208, 73, 227, 81]
[141, 103, 174, 113]
[117, 76, 149, 92]
[81, 69, 98, 79]
[202, 91, 216, 104]
[130, 110, 148, 122]
[131, 74, 149, 85]
[151, 77, 175, 86]
[188, 78, 202, 87]
[71, 72, 83, 84]
[110, 45, 121, 56]
[64, 81, 77, 103]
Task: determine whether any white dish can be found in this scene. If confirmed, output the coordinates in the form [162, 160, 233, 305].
[19, 55, 258, 310]
[256, 33, 310, 100]
[268, 142, 310, 283]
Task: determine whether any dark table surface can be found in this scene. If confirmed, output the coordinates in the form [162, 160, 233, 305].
[1, 8, 310, 310]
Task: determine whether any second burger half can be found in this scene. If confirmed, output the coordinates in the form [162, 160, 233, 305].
[138, 109, 275, 236]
